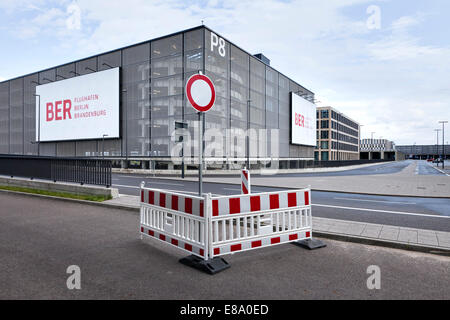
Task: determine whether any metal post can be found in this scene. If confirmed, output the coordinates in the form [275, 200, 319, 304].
[121, 89, 128, 167]
[336, 113, 340, 161]
[182, 140, 185, 179]
[246, 99, 251, 170]
[198, 112, 203, 196]
[33, 94, 41, 156]
[371, 132, 375, 160]
[102, 134, 108, 159]
[439, 121, 448, 169]
[435, 129, 440, 160]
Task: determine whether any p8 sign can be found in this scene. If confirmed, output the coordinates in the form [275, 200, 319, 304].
[210, 32, 226, 58]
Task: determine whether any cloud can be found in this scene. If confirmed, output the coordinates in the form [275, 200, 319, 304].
[1, 0, 449, 145]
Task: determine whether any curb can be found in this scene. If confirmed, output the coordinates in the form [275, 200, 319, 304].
[1, 188, 448, 256]
[0, 188, 139, 212]
[314, 231, 450, 256]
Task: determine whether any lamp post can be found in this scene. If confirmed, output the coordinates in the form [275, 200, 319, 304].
[434, 129, 441, 160]
[246, 99, 251, 170]
[439, 121, 448, 169]
[359, 124, 364, 159]
[336, 112, 342, 161]
[122, 89, 128, 164]
[371, 132, 375, 160]
[102, 134, 108, 159]
[33, 94, 41, 156]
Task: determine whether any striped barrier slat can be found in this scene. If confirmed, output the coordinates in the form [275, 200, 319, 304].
[141, 189, 204, 217]
[140, 226, 206, 258]
[211, 230, 311, 257]
[212, 190, 310, 216]
[241, 169, 250, 194]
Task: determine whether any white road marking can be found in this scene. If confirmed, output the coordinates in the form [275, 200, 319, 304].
[223, 188, 242, 191]
[312, 203, 449, 219]
[140, 181, 184, 186]
[428, 163, 450, 176]
[113, 184, 139, 189]
[333, 197, 415, 205]
[113, 181, 184, 188]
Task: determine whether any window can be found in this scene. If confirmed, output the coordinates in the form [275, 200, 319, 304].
[321, 120, 329, 129]
[321, 131, 329, 139]
[321, 110, 329, 119]
[321, 151, 329, 161]
[321, 141, 329, 149]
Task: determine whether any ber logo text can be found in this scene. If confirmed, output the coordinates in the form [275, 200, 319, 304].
[294, 112, 305, 127]
[46, 100, 72, 122]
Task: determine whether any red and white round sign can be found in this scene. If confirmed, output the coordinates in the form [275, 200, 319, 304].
[186, 73, 216, 113]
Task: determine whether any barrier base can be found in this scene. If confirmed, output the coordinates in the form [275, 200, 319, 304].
[179, 255, 230, 275]
[293, 238, 326, 250]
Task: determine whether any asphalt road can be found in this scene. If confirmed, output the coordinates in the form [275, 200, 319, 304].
[112, 174, 450, 232]
[0, 192, 448, 299]
[415, 160, 448, 176]
[273, 160, 413, 177]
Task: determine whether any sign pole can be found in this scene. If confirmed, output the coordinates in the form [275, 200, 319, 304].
[199, 112, 203, 196]
[185, 71, 215, 196]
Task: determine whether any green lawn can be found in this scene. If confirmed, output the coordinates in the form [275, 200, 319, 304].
[0, 185, 112, 202]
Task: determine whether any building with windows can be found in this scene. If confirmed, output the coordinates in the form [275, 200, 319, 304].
[360, 138, 400, 160]
[396, 145, 449, 160]
[315, 106, 360, 161]
[0, 26, 317, 169]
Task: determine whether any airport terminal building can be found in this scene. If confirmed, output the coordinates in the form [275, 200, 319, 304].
[0, 26, 317, 169]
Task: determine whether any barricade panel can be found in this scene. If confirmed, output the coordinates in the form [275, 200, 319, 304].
[208, 188, 313, 258]
[140, 187, 208, 259]
[140, 184, 314, 263]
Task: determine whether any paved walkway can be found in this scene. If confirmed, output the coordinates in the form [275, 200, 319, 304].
[104, 194, 450, 253]
[160, 161, 450, 198]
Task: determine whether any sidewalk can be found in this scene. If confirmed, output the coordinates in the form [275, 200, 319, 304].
[159, 161, 450, 198]
[104, 194, 450, 254]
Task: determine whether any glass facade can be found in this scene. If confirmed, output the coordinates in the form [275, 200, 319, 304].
[0, 27, 314, 160]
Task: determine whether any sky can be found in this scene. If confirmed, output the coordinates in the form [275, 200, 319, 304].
[0, 0, 449, 145]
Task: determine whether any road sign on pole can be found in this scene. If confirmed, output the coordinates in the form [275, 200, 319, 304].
[175, 121, 188, 179]
[185, 72, 216, 195]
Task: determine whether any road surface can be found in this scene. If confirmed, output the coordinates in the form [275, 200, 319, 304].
[0, 192, 448, 299]
[112, 174, 450, 233]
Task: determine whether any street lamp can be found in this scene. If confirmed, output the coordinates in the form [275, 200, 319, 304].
[33, 94, 41, 156]
[359, 124, 364, 159]
[439, 120, 448, 169]
[371, 132, 375, 160]
[336, 112, 342, 161]
[246, 99, 251, 170]
[102, 134, 109, 159]
[122, 89, 128, 163]
[434, 129, 441, 160]
[102, 62, 113, 69]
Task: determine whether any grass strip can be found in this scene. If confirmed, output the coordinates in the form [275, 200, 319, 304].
[0, 185, 112, 202]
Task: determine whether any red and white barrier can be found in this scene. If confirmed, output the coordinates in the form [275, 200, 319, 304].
[140, 182, 315, 274]
[241, 168, 251, 194]
[140, 186, 208, 259]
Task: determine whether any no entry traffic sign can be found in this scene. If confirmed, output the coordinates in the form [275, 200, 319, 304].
[186, 73, 216, 113]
